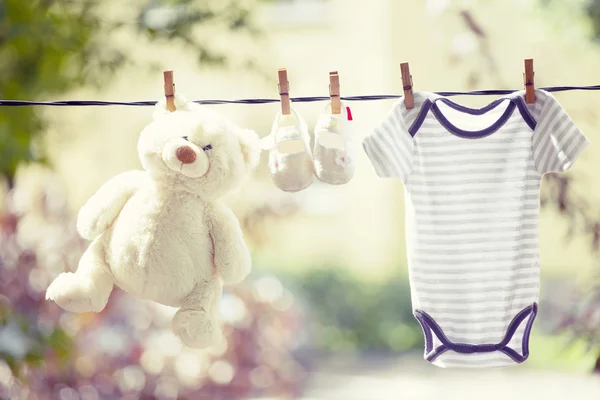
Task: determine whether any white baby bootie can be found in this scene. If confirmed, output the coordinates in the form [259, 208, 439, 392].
[261, 108, 314, 192]
[312, 103, 355, 185]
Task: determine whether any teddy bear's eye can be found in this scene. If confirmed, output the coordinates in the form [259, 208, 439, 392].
[182, 136, 189, 141]
[202, 144, 212, 151]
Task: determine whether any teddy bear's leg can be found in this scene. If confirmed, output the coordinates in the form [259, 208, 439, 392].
[172, 278, 223, 348]
[46, 238, 114, 313]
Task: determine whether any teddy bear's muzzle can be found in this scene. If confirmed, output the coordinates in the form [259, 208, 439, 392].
[176, 146, 197, 164]
[161, 138, 210, 178]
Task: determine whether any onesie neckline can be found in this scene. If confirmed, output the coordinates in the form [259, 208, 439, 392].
[408, 91, 536, 139]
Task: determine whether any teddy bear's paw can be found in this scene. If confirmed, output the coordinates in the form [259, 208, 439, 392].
[46, 272, 108, 313]
[172, 309, 222, 349]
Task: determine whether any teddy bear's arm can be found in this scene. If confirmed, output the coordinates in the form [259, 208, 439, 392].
[77, 170, 147, 240]
[207, 203, 252, 285]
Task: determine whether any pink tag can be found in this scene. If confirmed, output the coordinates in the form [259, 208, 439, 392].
[346, 106, 353, 121]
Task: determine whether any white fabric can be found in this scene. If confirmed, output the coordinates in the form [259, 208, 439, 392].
[363, 89, 589, 368]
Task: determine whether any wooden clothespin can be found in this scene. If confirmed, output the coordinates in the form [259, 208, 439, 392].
[400, 62, 414, 110]
[278, 68, 291, 115]
[524, 59, 535, 104]
[163, 70, 176, 112]
[329, 71, 341, 114]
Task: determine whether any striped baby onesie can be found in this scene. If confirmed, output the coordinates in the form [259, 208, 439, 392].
[362, 89, 589, 368]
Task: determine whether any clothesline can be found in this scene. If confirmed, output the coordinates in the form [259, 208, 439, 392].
[1, 85, 599, 107]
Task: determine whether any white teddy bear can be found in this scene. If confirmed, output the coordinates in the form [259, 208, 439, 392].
[46, 95, 260, 348]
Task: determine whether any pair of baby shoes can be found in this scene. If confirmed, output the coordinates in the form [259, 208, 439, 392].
[261, 102, 355, 192]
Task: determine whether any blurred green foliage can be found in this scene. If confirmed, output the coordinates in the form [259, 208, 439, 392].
[0, 0, 255, 183]
[542, 0, 600, 40]
[0, 299, 74, 378]
[280, 268, 422, 353]
[588, 0, 600, 39]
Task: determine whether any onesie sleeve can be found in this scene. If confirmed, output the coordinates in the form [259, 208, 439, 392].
[362, 101, 415, 181]
[531, 92, 589, 174]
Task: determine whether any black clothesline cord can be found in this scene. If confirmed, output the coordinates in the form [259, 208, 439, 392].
[1, 85, 599, 107]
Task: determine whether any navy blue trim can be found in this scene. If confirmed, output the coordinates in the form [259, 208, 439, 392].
[521, 302, 537, 355]
[408, 92, 538, 138]
[428, 345, 451, 361]
[419, 309, 434, 352]
[408, 99, 432, 137]
[414, 303, 538, 364]
[436, 96, 509, 115]
[514, 96, 537, 130]
[430, 98, 517, 139]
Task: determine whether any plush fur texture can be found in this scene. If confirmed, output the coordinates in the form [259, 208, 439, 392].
[46, 95, 259, 348]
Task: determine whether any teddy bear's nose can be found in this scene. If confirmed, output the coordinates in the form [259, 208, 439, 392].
[176, 146, 197, 164]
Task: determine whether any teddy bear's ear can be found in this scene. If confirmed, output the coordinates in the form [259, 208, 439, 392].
[153, 93, 199, 119]
[238, 129, 261, 168]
